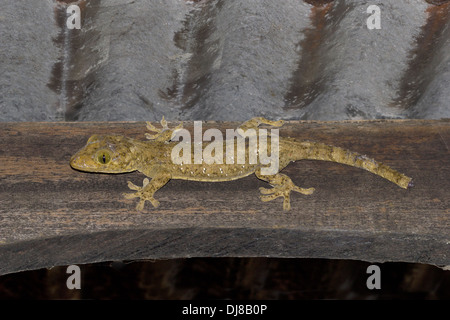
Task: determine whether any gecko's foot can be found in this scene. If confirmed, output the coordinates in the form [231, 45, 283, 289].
[259, 179, 314, 211]
[145, 116, 183, 142]
[123, 178, 160, 210]
[238, 117, 284, 131]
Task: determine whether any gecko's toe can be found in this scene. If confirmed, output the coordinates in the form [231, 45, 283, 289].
[159, 116, 167, 129]
[293, 186, 315, 195]
[260, 190, 285, 202]
[259, 186, 278, 194]
[123, 192, 138, 200]
[149, 198, 160, 208]
[282, 198, 291, 211]
[127, 181, 141, 191]
[136, 199, 146, 211]
[145, 133, 158, 140]
[130, 195, 159, 211]
[260, 194, 277, 202]
[136, 195, 160, 210]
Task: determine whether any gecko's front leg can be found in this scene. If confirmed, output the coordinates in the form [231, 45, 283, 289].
[123, 172, 172, 211]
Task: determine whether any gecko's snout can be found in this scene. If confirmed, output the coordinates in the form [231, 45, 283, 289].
[70, 150, 93, 171]
[70, 153, 82, 170]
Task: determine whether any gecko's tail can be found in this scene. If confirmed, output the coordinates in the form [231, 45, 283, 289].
[289, 140, 413, 189]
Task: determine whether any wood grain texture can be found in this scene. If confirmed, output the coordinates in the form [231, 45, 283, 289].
[0, 120, 448, 274]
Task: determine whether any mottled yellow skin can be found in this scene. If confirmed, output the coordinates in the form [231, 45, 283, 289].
[70, 117, 413, 211]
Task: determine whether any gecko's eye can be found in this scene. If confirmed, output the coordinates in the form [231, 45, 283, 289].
[96, 150, 111, 165]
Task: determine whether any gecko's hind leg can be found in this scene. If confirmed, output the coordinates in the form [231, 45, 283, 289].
[145, 116, 183, 142]
[238, 117, 284, 131]
[255, 170, 314, 211]
[123, 173, 171, 211]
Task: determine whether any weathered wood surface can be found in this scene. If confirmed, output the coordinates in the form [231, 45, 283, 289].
[0, 119, 448, 274]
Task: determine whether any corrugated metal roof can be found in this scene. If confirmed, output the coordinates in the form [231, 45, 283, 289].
[0, 0, 449, 121]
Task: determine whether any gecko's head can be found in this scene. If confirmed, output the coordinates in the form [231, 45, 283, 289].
[70, 134, 139, 173]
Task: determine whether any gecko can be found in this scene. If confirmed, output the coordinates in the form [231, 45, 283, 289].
[70, 117, 413, 211]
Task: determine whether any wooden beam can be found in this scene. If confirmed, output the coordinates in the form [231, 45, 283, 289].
[0, 119, 448, 274]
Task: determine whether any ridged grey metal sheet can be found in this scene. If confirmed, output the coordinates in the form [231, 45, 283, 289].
[0, 0, 448, 121]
